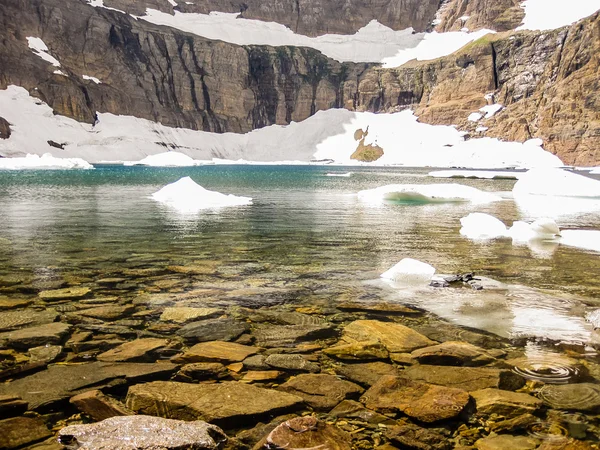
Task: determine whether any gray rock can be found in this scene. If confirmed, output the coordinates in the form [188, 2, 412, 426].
[0, 395, 28, 419]
[0, 362, 178, 410]
[252, 324, 337, 348]
[177, 319, 249, 343]
[385, 424, 452, 450]
[126, 381, 304, 427]
[28, 345, 62, 364]
[58, 415, 227, 450]
[265, 354, 320, 373]
[0, 322, 71, 349]
[243, 354, 270, 370]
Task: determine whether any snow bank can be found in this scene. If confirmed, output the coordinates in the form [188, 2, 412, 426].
[151, 177, 252, 212]
[0, 153, 92, 170]
[560, 230, 600, 253]
[460, 213, 508, 239]
[0, 86, 564, 168]
[358, 184, 502, 205]
[27, 37, 60, 67]
[513, 168, 600, 197]
[381, 258, 436, 285]
[82, 75, 101, 84]
[429, 170, 523, 180]
[126, 151, 200, 167]
[518, 0, 600, 31]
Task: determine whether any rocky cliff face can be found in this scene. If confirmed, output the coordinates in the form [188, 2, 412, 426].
[435, 0, 524, 32]
[0, 0, 598, 164]
[105, 0, 441, 36]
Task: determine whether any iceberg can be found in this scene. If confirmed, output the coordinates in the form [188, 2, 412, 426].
[0, 153, 93, 170]
[513, 168, 600, 198]
[429, 170, 523, 180]
[151, 177, 252, 213]
[358, 184, 502, 205]
[560, 230, 600, 253]
[459, 213, 508, 240]
[127, 151, 200, 167]
[508, 218, 561, 242]
[381, 258, 436, 285]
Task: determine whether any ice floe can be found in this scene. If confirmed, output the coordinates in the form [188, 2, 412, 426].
[151, 177, 252, 213]
[513, 168, 600, 198]
[358, 184, 502, 205]
[126, 151, 201, 167]
[0, 153, 93, 170]
[518, 0, 600, 31]
[0, 86, 564, 168]
[27, 37, 61, 67]
[460, 213, 508, 240]
[560, 230, 600, 253]
[380, 258, 436, 285]
[429, 170, 524, 180]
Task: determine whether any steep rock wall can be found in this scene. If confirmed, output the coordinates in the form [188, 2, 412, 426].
[435, 0, 524, 32]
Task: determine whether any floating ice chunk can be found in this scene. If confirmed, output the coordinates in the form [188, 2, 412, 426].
[429, 170, 523, 180]
[381, 258, 436, 285]
[518, 0, 600, 31]
[82, 75, 101, 84]
[0, 153, 93, 170]
[468, 112, 483, 122]
[460, 213, 508, 240]
[358, 184, 502, 205]
[480, 104, 503, 119]
[560, 230, 600, 253]
[326, 172, 352, 177]
[513, 168, 600, 197]
[129, 151, 199, 167]
[508, 218, 561, 242]
[26, 37, 60, 67]
[151, 176, 252, 212]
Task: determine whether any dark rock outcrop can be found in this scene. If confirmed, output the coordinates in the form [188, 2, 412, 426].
[436, 0, 525, 32]
[0, 117, 10, 139]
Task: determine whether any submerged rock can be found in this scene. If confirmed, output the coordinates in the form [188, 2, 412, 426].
[539, 383, 600, 412]
[402, 365, 525, 392]
[160, 307, 222, 323]
[58, 415, 227, 450]
[0, 395, 28, 419]
[471, 388, 542, 418]
[264, 354, 320, 373]
[411, 341, 496, 367]
[173, 341, 258, 364]
[334, 361, 400, 387]
[342, 320, 435, 353]
[0, 322, 71, 349]
[70, 389, 134, 421]
[0, 416, 51, 449]
[252, 324, 337, 348]
[176, 363, 229, 381]
[126, 381, 304, 426]
[323, 340, 389, 361]
[38, 287, 90, 301]
[257, 416, 352, 450]
[97, 338, 170, 362]
[0, 309, 58, 332]
[277, 374, 364, 410]
[177, 319, 249, 343]
[361, 375, 470, 423]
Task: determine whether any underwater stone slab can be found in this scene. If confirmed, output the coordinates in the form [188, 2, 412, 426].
[177, 319, 249, 343]
[160, 307, 222, 323]
[475, 434, 539, 450]
[0, 298, 33, 311]
[259, 417, 352, 450]
[0, 309, 58, 332]
[342, 320, 435, 353]
[97, 338, 170, 362]
[264, 354, 320, 373]
[411, 341, 496, 367]
[277, 374, 364, 410]
[538, 383, 600, 412]
[0, 416, 51, 449]
[173, 341, 258, 364]
[70, 389, 134, 421]
[74, 305, 136, 321]
[472, 388, 542, 418]
[323, 340, 389, 361]
[57, 415, 227, 450]
[176, 363, 229, 381]
[402, 365, 525, 392]
[0, 322, 71, 349]
[252, 324, 337, 348]
[334, 362, 400, 387]
[360, 375, 470, 423]
[126, 381, 304, 426]
[38, 287, 91, 301]
[0, 361, 178, 410]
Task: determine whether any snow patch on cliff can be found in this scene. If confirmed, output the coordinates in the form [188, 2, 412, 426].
[27, 37, 61, 67]
[519, 0, 600, 31]
[0, 85, 564, 168]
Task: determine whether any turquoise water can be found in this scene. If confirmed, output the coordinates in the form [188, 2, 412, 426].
[1, 165, 600, 341]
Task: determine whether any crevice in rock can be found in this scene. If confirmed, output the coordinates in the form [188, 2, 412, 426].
[491, 43, 499, 90]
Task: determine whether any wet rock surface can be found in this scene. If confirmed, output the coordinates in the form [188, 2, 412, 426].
[257, 416, 352, 450]
[57, 415, 227, 449]
[0, 416, 52, 449]
[277, 374, 363, 410]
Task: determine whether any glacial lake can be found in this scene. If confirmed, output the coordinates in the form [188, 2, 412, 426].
[1, 164, 600, 345]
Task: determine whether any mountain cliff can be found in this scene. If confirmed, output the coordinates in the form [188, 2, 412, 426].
[0, 0, 598, 165]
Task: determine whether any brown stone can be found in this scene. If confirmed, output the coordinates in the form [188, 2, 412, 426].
[402, 365, 525, 391]
[256, 416, 352, 450]
[385, 424, 453, 450]
[411, 341, 496, 366]
[472, 388, 542, 418]
[0, 395, 28, 419]
[70, 389, 135, 421]
[0, 322, 71, 349]
[176, 362, 229, 381]
[277, 374, 364, 410]
[475, 434, 539, 450]
[537, 438, 595, 450]
[323, 340, 389, 361]
[38, 287, 90, 301]
[342, 320, 435, 353]
[242, 371, 284, 383]
[334, 361, 400, 387]
[361, 375, 470, 423]
[173, 341, 258, 364]
[97, 338, 170, 362]
[75, 305, 135, 320]
[0, 416, 51, 449]
[126, 381, 304, 426]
